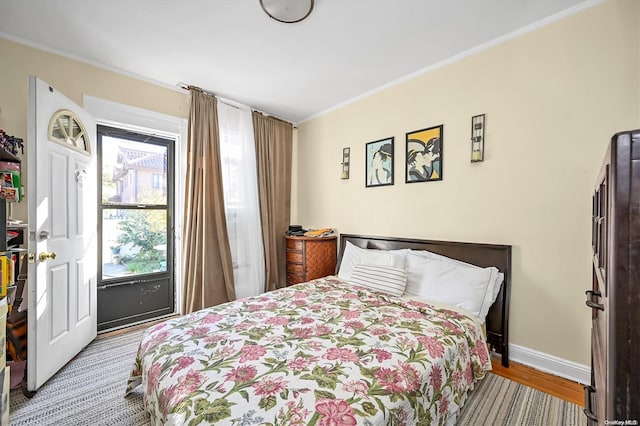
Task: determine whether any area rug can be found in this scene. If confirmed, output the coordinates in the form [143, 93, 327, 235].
[9, 327, 586, 425]
[457, 373, 586, 426]
[10, 329, 148, 426]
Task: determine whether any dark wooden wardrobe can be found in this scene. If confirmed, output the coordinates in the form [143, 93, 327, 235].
[585, 129, 640, 424]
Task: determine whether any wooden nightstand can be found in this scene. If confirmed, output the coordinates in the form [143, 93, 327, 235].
[285, 235, 337, 286]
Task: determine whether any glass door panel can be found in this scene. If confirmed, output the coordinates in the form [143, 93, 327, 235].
[101, 209, 167, 279]
[101, 137, 168, 205]
[97, 125, 175, 331]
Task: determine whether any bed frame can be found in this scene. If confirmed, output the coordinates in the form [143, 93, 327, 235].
[337, 234, 512, 367]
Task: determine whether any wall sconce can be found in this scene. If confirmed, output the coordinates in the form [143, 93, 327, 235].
[471, 114, 485, 163]
[341, 147, 350, 179]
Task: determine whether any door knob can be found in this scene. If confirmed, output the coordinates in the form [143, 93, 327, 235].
[39, 252, 57, 262]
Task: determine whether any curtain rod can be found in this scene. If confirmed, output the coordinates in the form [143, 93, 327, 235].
[177, 82, 296, 126]
[177, 82, 217, 99]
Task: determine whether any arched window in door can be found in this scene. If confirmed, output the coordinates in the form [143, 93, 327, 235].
[48, 109, 91, 155]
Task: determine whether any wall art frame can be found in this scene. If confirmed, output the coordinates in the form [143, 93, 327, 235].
[365, 137, 394, 188]
[405, 124, 443, 183]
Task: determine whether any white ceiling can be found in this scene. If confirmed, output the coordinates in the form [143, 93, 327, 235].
[0, 0, 598, 124]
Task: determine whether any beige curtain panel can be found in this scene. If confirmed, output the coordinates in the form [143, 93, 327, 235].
[253, 112, 293, 292]
[182, 89, 236, 314]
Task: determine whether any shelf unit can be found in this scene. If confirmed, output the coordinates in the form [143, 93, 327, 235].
[0, 146, 21, 422]
[0, 148, 22, 252]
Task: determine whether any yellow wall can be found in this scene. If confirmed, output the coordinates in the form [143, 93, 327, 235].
[295, 0, 639, 365]
[0, 37, 189, 220]
[0, 0, 638, 367]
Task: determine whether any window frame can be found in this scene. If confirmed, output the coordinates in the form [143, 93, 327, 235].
[83, 94, 187, 316]
[97, 124, 175, 285]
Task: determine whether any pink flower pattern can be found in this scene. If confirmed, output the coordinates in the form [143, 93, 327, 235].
[225, 365, 257, 383]
[401, 311, 425, 319]
[324, 347, 359, 362]
[374, 367, 405, 394]
[146, 362, 163, 396]
[370, 327, 390, 336]
[186, 326, 209, 337]
[199, 313, 224, 324]
[342, 380, 369, 397]
[371, 348, 392, 362]
[417, 336, 446, 358]
[341, 310, 361, 319]
[315, 399, 357, 426]
[277, 400, 310, 426]
[293, 327, 314, 339]
[288, 356, 319, 371]
[163, 369, 205, 412]
[315, 325, 332, 336]
[475, 339, 489, 365]
[430, 364, 443, 392]
[265, 316, 290, 326]
[170, 356, 195, 377]
[253, 376, 288, 396]
[398, 362, 421, 392]
[239, 344, 267, 362]
[141, 330, 170, 353]
[127, 277, 491, 425]
[344, 320, 364, 330]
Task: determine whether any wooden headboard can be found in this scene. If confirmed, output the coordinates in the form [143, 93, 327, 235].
[338, 234, 512, 367]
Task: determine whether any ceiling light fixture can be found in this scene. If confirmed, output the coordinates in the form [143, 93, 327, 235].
[260, 0, 314, 23]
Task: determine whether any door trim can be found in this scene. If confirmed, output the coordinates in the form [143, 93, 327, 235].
[83, 95, 186, 314]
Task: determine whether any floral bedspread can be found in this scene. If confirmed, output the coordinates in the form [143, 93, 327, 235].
[126, 277, 491, 425]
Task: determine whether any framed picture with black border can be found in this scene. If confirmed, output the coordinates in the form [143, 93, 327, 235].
[365, 137, 394, 187]
[405, 125, 443, 183]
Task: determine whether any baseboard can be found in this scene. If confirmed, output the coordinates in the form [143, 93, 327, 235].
[509, 344, 590, 385]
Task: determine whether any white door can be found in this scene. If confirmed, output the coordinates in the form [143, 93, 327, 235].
[26, 76, 97, 391]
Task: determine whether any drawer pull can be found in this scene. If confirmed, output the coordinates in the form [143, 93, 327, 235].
[583, 385, 598, 422]
[585, 290, 604, 311]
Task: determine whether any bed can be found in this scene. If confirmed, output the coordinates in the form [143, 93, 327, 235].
[126, 234, 511, 425]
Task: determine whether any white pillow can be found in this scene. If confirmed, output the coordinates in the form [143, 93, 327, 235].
[349, 264, 407, 297]
[408, 249, 504, 305]
[337, 241, 406, 280]
[404, 252, 498, 322]
[408, 248, 475, 265]
[492, 272, 505, 301]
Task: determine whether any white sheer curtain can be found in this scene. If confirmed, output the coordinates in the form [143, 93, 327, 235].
[217, 100, 265, 298]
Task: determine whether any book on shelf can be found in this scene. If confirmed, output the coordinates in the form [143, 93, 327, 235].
[0, 170, 21, 202]
[0, 254, 14, 298]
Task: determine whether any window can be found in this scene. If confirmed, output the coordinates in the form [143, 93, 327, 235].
[217, 102, 265, 298]
[48, 109, 91, 155]
[99, 127, 172, 276]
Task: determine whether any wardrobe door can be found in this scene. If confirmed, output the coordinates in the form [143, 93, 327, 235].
[586, 148, 609, 424]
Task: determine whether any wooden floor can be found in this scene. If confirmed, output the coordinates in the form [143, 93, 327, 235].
[97, 315, 178, 339]
[491, 357, 584, 407]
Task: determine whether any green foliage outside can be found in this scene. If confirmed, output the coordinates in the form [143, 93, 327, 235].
[116, 191, 167, 274]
